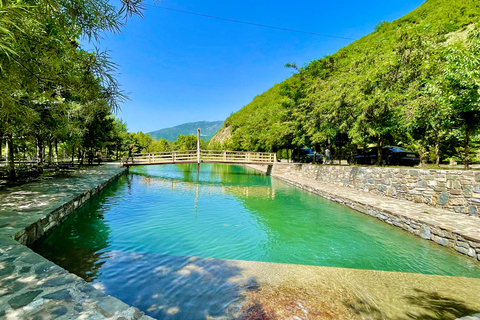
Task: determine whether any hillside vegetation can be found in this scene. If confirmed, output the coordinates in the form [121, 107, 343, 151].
[210, 0, 480, 167]
[149, 121, 223, 141]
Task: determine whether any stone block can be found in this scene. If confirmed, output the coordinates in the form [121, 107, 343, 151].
[447, 175, 458, 180]
[417, 181, 427, 188]
[427, 180, 437, 187]
[475, 173, 480, 182]
[469, 205, 478, 217]
[454, 206, 468, 214]
[455, 246, 470, 256]
[468, 247, 476, 258]
[433, 235, 449, 247]
[420, 226, 431, 240]
[463, 185, 473, 196]
[474, 186, 480, 193]
[409, 170, 419, 177]
[461, 179, 473, 185]
[450, 189, 462, 195]
[438, 192, 450, 205]
[456, 240, 470, 249]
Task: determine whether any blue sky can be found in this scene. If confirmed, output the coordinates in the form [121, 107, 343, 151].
[85, 0, 426, 133]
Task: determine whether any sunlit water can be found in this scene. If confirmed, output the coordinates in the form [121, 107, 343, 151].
[31, 164, 480, 319]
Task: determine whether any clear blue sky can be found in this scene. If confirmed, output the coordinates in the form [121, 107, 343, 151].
[85, 0, 426, 133]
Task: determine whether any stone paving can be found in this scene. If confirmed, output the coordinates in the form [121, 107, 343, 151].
[249, 164, 480, 263]
[0, 164, 155, 320]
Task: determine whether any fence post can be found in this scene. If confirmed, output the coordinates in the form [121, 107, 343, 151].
[274, 153, 277, 163]
[197, 128, 201, 164]
[172, 152, 175, 163]
[223, 151, 226, 161]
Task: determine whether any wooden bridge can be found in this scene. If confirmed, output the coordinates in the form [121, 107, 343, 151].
[122, 150, 277, 167]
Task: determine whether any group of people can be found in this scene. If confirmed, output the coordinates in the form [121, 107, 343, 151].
[87, 149, 103, 165]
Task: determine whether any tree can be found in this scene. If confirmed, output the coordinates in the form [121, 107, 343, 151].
[433, 29, 480, 168]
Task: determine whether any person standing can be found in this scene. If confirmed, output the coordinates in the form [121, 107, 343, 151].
[126, 144, 135, 164]
[325, 147, 331, 165]
[97, 150, 102, 165]
[87, 149, 94, 165]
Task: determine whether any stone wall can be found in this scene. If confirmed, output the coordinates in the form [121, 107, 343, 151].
[272, 164, 480, 217]
[14, 169, 127, 246]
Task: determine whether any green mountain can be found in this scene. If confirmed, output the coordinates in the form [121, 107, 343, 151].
[149, 121, 224, 141]
[210, 0, 480, 165]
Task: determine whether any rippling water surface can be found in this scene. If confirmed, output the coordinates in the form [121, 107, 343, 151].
[31, 164, 480, 319]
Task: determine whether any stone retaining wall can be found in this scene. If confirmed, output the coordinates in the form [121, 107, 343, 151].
[273, 164, 480, 217]
[15, 169, 127, 245]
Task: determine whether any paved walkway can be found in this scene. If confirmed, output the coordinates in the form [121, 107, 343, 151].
[0, 164, 154, 320]
[249, 164, 480, 262]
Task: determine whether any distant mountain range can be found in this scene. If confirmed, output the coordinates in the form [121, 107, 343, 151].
[148, 121, 224, 142]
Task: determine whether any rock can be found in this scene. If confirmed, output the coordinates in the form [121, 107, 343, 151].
[438, 192, 450, 205]
[43, 289, 74, 301]
[469, 206, 478, 216]
[52, 306, 68, 316]
[41, 276, 75, 288]
[420, 226, 431, 240]
[8, 290, 43, 309]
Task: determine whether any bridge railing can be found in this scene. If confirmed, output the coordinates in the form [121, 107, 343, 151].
[124, 150, 197, 165]
[122, 150, 276, 166]
[201, 150, 276, 163]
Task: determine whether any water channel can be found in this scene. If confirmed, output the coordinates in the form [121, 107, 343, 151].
[31, 164, 480, 319]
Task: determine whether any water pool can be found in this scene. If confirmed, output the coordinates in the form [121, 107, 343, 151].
[31, 164, 480, 318]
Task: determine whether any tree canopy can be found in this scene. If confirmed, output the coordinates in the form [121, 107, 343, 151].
[0, 0, 146, 179]
[211, 0, 480, 168]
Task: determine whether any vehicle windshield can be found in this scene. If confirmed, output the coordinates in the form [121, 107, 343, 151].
[389, 147, 408, 152]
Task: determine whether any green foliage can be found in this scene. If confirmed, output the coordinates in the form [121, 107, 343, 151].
[213, 0, 480, 166]
[0, 0, 146, 179]
[148, 121, 223, 142]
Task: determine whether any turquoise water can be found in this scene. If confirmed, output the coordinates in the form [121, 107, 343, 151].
[31, 164, 480, 319]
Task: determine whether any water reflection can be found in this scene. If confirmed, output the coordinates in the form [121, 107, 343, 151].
[29, 176, 127, 281]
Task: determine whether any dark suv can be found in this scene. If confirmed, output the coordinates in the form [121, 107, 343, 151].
[293, 148, 323, 163]
[352, 146, 420, 166]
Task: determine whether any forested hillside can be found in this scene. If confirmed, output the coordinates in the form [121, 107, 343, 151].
[149, 121, 223, 141]
[210, 0, 480, 167]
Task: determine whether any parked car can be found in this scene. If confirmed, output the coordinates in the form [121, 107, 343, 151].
[293, 148, 323, 163]
[352, 146, 420, 166]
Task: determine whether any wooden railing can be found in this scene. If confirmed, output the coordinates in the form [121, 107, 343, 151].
[122, 150, 276, 166]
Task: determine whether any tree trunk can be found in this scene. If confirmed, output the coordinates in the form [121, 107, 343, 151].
[78, 150, 84, 165]
[435, 138, 440, 167]
[55, 140, 58, 163]
[71, 145, 75, 164]
[36, 137, 43, 164]
[6, 134, 16, 181]
[465, 129, 470, 169]
[48, 138, 53, 164]
[377, 136, 383, 165]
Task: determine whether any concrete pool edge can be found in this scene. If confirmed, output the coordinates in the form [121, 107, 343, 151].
[245, 164, 480, 263]
[0, 164, 155, 319]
